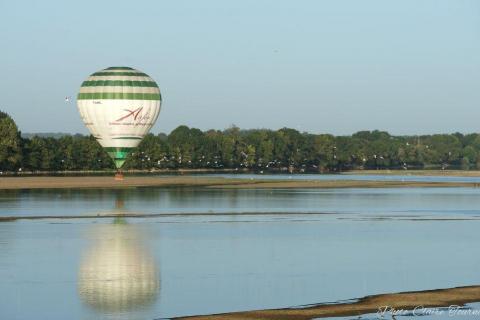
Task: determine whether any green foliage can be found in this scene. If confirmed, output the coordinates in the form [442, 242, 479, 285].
[3, 111, 480, 172]
[20, 134, 112, 171]
[0, 111, 22, 171]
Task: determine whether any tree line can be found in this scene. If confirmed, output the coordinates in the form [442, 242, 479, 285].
[2, 111, 480, 173]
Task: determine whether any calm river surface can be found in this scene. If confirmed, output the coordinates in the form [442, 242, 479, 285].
[1, 175, 480, 319]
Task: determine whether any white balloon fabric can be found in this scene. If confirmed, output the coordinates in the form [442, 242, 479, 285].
[77, 67, 161, 169]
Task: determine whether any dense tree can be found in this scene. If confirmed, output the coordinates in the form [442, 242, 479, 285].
[0, 111, 22, 171]
[3, 111, 480, 172]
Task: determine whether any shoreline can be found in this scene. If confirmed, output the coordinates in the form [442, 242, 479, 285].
[173, 285, 480, 320]
[1, 176, 480, 190]
[4, 168, 480, 177]
[347, 169, 480, 177]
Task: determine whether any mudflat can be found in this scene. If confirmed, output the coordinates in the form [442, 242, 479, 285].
[0, 176, 479, 190]
[174, 285, 480, 320]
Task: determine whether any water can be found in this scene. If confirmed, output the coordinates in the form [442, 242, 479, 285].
[1, 179, 480, 319]
[3, 187, 480, 218]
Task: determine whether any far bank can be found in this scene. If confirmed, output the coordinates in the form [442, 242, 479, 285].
[1, 175, 480, 190]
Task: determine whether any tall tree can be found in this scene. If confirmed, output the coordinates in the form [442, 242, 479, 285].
[0, 111, 22, 171]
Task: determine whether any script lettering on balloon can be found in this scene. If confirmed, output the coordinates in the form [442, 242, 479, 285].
[110, 107, 151, 126]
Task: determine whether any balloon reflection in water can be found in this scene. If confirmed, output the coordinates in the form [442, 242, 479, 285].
[78, 222, 159, 313]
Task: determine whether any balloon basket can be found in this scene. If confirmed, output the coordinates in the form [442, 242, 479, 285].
[114, 172, 124, 181]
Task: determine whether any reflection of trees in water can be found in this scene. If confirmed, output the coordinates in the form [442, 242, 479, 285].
[2, 186, 314, 223]
[77, 222, 159, 313]
[1, 187, 303, 215]
[0, 189, 22, 204]
[1, 187, 226, 203]
[1, 187, 313, 222]
[135, 187, 244, 208]
[0, 188, 127, 203]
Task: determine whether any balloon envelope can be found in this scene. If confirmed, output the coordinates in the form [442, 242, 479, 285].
[77, 67, 161, 169]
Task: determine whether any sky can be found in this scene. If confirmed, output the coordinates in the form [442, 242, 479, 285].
[0, 0, 479, 135]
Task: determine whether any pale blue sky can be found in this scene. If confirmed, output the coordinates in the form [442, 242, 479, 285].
[1, 0, 479, 135]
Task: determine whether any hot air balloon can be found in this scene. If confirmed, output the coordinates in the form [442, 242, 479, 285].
[77, 67, 162, 179]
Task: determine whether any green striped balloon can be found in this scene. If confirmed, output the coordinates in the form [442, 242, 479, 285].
[77, 67, 162, 169]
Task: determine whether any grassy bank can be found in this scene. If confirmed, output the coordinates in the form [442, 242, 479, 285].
[4, 168, 480, 177]
[0, 176, 479, 190]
